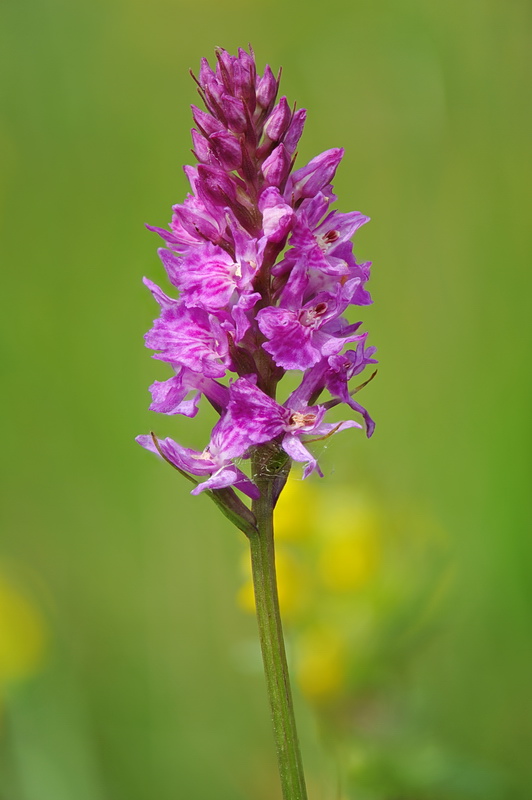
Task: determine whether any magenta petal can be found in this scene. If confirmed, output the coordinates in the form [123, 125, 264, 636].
[233, 471, 261, 499]
[145, 304, 229, 378]
[136, 435, 214, 476]
[136, 434, 159, 456]
[283, 108, 306, 155]
[158, 437, 216, 475]
[148, 368, 229, 417]
[191, 465, 243, 494]
[209, 130, 243, 170]
[214, 378, 288, 454]
[143, 277, 178, 311]
[313, 420, 362, 436]
[263, 333, 320, 371]
[161, 243, 238, 311]
[191, 465, 260, 498]
[258, 187, 294, 243]
[262, 144, 291, 188]
[256, 64, 278, 109]
[149, 374, 201, 417]
[258, 309, 320, 371]
[232, 291, 261, 341]
[263, 96, 291, 141]
[146, 225, 188, 249]
[281, 434, 322, 479]
[287, 148, 344, 202]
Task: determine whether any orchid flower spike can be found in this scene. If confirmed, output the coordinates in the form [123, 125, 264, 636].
[138, 46, 376, 521]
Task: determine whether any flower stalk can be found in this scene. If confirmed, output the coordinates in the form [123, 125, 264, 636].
[249, 447, 307, 800]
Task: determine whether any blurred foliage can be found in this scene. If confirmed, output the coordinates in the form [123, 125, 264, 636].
[1, 0, 531, 798]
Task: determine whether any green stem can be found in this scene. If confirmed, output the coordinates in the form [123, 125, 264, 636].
[249, 453, 308, 800]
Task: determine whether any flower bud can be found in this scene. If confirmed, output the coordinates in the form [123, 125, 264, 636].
[236, 48, 257, 111]
[283, 108, 306, 155]
[222, 95, 248, 133]
[191, 105, 224, 136]
[263, 97, 291, 142]
[191, 128, 212, 163]
[262, 144, 291, 188]
[256, 64, 278, 109]
[209, 130, 242, 170]
[197, 164, 237, 207]
[199, 57, 215, 87]
[171, 203, 220, 242]
[287, 148, 344, 200]
[204, 81, 228, 122]
[214, 47, 234, 90]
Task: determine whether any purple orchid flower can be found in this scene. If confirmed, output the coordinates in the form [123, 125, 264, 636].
[144, 285, 231, 378]
[158, 242, 257, 312]
[287, 336, 378, 437]
[136, 431, 259, 498]
[138, 46, 376, 501]
[256, 278, 367, 371]
[221, 377, 361, 478]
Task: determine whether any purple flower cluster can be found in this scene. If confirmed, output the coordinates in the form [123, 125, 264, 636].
[137, 46, 376, 507]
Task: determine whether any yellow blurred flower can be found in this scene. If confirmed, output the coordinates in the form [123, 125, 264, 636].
[238, 546, 310, 621]
[318, 531, 379, 593]
[318, 491, 380, 541]
[295, 626, 348, 701]
[274, 476, 317, 542]
[317, 496, 380, 592]
[0, 571, 48, 686]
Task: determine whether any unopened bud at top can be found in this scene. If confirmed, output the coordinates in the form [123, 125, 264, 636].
[222, 95, 248, 133]
[283, 109, 306, 155]
[191, 105, 224, 137]
[262, 144, 291, 189]
[263, 97, 292, 142]
[256, 64, 279, 110]
[209, 130, 242, 171]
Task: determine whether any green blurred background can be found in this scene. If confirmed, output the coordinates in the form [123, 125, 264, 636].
[1, 0, 531, 797]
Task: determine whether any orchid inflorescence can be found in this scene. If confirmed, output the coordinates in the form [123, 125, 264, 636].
[137, 45, 376, 529]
